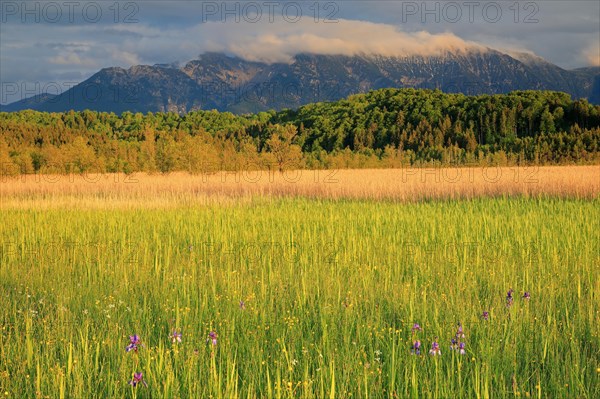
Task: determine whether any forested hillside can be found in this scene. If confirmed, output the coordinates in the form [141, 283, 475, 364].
[1, 89, 599, 175]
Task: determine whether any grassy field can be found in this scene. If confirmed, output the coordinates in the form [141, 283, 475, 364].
[1, 166, 598, 209]
[1, 189, 599, 398]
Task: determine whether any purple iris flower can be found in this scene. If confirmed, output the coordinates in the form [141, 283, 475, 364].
[506, 289, 514, 307]
[429, 339, 441, 356]
[450, 337, 458, 350]
[128, 372, 147, 388]
[239, 300, 246, 310]
[455, 323, 465, 339]
[523, 292, 531, 300]
[482, 311, 489, 321]
[171, 330, 182, 344]
[411, 323, 422, 334]
[411, 340, 421, 355]
[126, 335, 140, 352]
[458, 342, 466, 355]
[207, 331, 218, 346]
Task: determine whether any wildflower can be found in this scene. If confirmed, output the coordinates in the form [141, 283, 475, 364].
[455, 323, 465, 339]
[411, 340, 421, 355]
[506, 289, 514, 307]
[342, 298, 350, 308]
[482, 311, 489, 320]
[374, 349, 382, 362]
[128, 372, 147, 388]
[171, 330, 182, 344]
[429, 339, 441, 356]
[450, 337, 458, 350]
[458, 342, 466, 355]
[411, 323, 422, 334]
[126, 335, 141, 352]
[207, 331, 218, 346]
[523, 292, 531, 300]
[239, 300, 246, 310]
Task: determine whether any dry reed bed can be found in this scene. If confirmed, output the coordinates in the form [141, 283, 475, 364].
[1, 165, 598, 208]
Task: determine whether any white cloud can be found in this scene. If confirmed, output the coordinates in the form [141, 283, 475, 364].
[185, 18, 485, 63]
[48, 53, 97, 67]
[584, 41, 600, 66]
[109, 50, 142, 66]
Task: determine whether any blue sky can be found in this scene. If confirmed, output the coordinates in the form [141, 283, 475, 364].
[1, 1, 599, 103]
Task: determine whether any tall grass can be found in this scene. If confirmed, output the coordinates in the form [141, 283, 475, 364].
[1, 166, 598, 209]
[0, 197, 598, 398]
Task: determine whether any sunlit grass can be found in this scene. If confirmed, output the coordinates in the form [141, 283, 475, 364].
[1, 197, 598, 398]
[1, 165, 598, 210]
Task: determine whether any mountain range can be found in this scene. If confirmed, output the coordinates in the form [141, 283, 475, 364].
[3, 49, 599, 114]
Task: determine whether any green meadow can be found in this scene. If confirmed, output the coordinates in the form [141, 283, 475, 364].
[1, 198, 599, 398]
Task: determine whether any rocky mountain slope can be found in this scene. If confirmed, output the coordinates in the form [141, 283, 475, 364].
[3, 50, 598, 114]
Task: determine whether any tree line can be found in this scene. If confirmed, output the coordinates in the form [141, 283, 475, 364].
[1, 88, 599, 175]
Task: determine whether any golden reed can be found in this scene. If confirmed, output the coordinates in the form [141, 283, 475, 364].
[1, 165, 598, 209]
